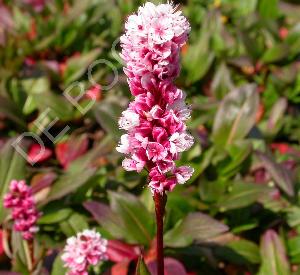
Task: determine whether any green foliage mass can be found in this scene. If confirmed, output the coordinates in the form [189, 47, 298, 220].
[0, 0, 300, 274]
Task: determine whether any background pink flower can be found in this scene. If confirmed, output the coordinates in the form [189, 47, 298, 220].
[3, 180, 41, 240]
[61, 229, 107, 275]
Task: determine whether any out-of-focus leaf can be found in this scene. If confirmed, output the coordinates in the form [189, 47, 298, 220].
[47, 137, 113, 202]
[259, 0, 278, 18]
[287, 236, 300, 264]
[0, 272, 21, 275]
[59, 213, 88, 237]
[279, 2, 300, 19]
[27, 143, 52, 164]
[63, 0, 94, 24]
[47, 167, 95, 202]
[286, 207, 300, 228]
[38, 208, 72, 224]
[31, 172, 57, 194]
[136, 257, 151, 275]
[109, 191, 154, 245]
[0, 96, 26, 128]
[199, 180, 226, 203]
[32, 92, 74, 121]
[112, 261, 130, 275]
[217, 182, 270, 211]
[147, 257, 188, 275]
[211, 62, 234, 99]
[21, 78, 50, 96]
[265, 98, 287, 135]
[188, 146, 215, 183]
[219, 140, 252, 177]
[262, 44, 289, 63]
[55, 134, 89, 169]
[164, 212, 228, 247]
[51, 253, 67, 275]
[286, 74, 300, 103]
[212, 84, 259, 147]
[94, 100, 123, 139]
[63, 49, 101, 84]
[256, 151, 294, 196]
[11, 232, 27, 272]
[226, 239, 261, 264]
[0, 139, 26, 222]
[107, 240, 139, 263]
[259, 191, 291, 213]
[84, 201, 128, 240]
[183, 13, 216, 84]
[258, 230, 290, 275]
[47, 136, 114, 202]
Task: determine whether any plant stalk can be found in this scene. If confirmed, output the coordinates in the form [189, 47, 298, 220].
[154, 191, 167, 275]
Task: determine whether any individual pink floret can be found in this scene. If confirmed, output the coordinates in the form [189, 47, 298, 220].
[61, 229, 107, 275]
[3, 180, 41, 240]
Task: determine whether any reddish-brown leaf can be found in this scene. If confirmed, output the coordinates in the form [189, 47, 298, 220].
[55, 135, 88, 169]
[147, 257, 187, 275]
[27, 143, 52, 164]
[107, 240, 140, 263]
[111, 261, 130, 275]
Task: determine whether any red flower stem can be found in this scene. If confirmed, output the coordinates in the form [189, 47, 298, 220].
[154, 191, 167, 275]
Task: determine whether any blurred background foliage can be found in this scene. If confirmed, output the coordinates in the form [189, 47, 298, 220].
[0, 0, 300, 274]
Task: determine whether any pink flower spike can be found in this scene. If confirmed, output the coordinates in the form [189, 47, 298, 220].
[116, 2, 194, 193]
[3, 180, 41, 240]
[61, 229, 107, 275]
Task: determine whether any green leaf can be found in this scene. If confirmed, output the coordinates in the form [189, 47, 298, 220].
[0, 139, 26, 222]
[259, 0, 279, 18]
[219, 141, 252, 177]
[0, 96, 26, 128]
[93, 100, 123, 139]
[38, 208, 73, 224]
[212, 84, 259, 147]
[262, 44, 289, 63]
[287, 236, 300, 264]
[164, 212, 228, 248]
[34, 92, 74, 121]
[84, 201, 128, 239]
[186, 146, 215, 183]
[51, 253, 67, 275]
[47, 167, 95, 202]
[109, 191, 154, 245]
[226, 239, 261, 264]
[47, 137, 113, 202]
[211, 62, 234, 99]
[256, 151, 294, 197]
[136, 257, 151, 275]
[21, 77, 50, 95]
[217, 182, 270, 212]
[60, 213, 89, 237]
[286, 207, 300, 228]
[258, 230, 290, 275]
[183, 13, 216, 84]
[265, 98, 287, 136]
[63, 49, 101, 84]
[11, 232, 28, 273]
